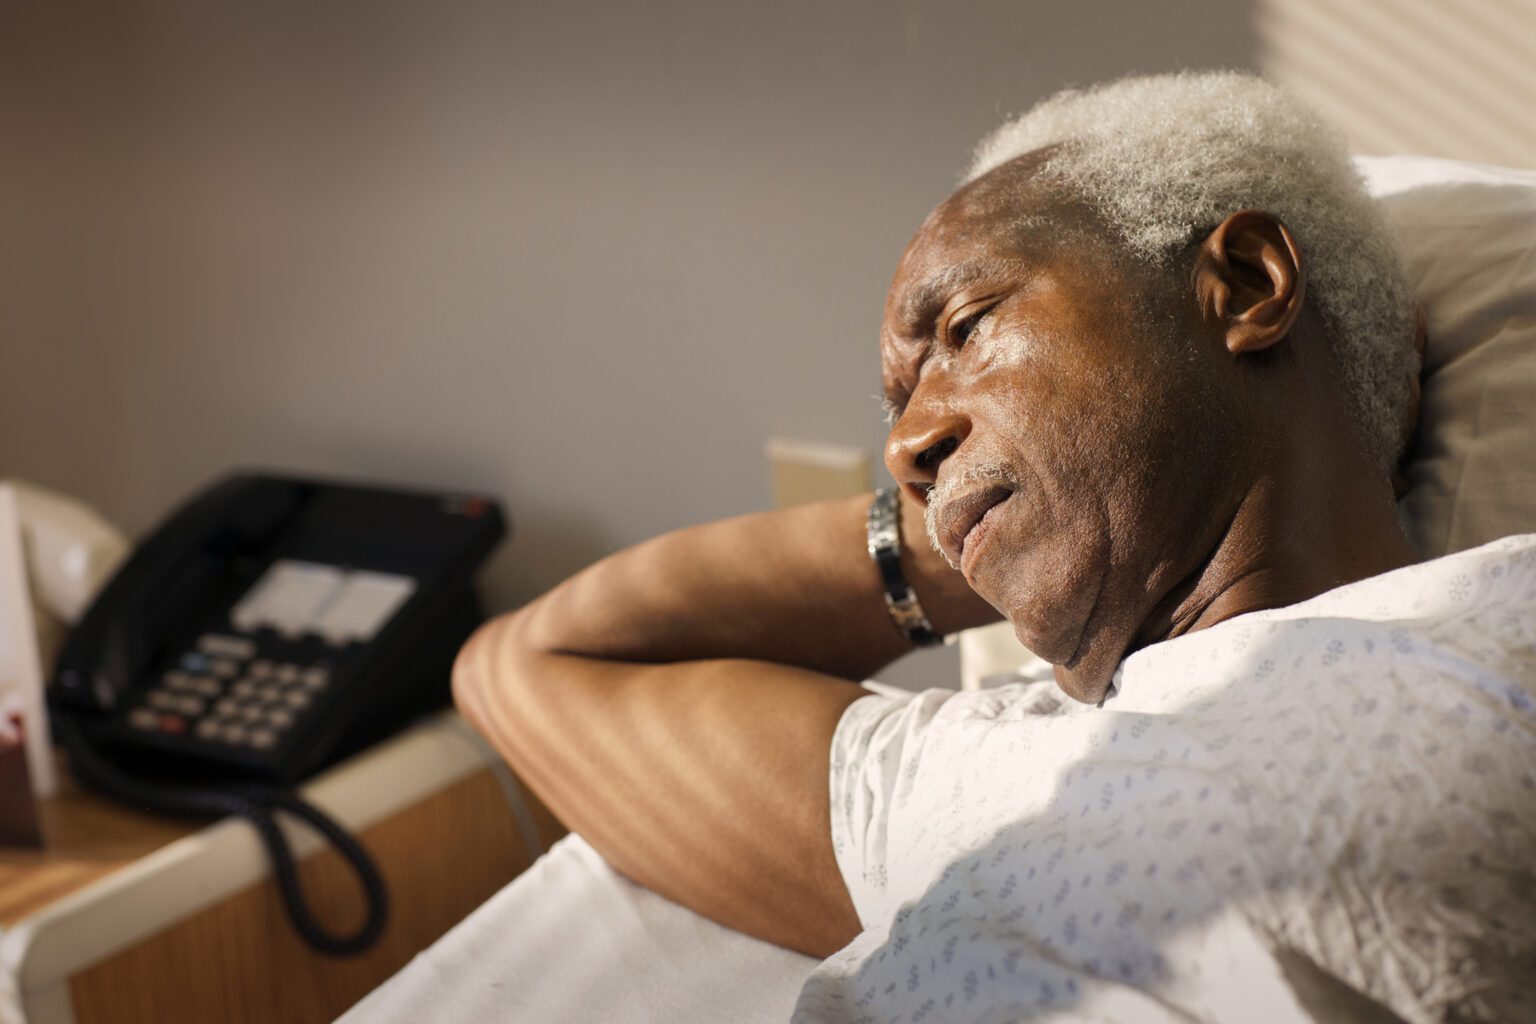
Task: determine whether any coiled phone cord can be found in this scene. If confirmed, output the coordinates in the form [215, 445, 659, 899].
[55, 717, 389, 956]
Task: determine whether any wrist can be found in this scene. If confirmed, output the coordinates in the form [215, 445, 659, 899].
[867, 488, 943, 647]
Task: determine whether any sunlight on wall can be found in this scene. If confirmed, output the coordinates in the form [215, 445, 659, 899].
[1258, 0, 1536, 168]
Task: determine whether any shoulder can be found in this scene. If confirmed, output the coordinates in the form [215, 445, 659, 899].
[1109, 535, 1536, 712]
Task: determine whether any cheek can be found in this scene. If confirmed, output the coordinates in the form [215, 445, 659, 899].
[966, 481, 1109, 663]
[962, 346, 1178, 658]
[995, 338, 1180, 506]
[973, 357, 1124, 508]
[994, 527, 1109, 663]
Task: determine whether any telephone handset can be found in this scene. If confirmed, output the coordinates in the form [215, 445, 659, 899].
[51, 472, 506, 954]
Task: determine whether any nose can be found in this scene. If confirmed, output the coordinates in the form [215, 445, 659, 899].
[884, 400, 969, 506]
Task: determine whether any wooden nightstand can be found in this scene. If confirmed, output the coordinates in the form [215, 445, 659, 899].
[0, 712, 563, 1024]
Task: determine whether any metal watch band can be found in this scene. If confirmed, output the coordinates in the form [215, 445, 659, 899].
[866, 488, 942, 647]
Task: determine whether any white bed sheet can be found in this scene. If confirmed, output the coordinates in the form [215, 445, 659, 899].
[338, 832, 815, 1023]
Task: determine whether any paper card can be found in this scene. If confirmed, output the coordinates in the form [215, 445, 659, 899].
[0, 485, 51, 844]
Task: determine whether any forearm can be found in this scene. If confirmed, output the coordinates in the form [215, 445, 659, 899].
[454, 617, 867, 957]
[515, 491, 999, 681]
[453, 491, 1000, 956]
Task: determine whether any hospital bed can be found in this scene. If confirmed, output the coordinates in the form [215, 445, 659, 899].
[339, 155, 1536, 1023]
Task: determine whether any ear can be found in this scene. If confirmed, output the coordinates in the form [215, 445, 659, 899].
[1192, 209, 1307, 356]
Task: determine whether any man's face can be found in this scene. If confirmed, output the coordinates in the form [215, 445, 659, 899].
[880, 164, 1236, 702]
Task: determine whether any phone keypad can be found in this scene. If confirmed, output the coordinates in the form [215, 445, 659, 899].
[207, 658, 241, 679]
[197, 634, 256, 660]
[125, 632, 334, 752]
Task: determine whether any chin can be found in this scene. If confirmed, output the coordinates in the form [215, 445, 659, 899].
[985, 561, 1094, 662]
[998, 595, 1131, 703]
[1003, 606, 1081, 668]
[987, 544, 1119, 703]
[1051, 655, 1118, 704]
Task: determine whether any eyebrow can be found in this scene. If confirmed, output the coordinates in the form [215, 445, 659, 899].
[895, 258, 1027, 335]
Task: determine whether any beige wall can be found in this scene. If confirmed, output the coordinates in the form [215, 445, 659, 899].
[0, 1, 1256, 686]
[1258, 0, 1536, 168]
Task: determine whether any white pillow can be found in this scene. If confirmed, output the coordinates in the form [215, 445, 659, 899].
[1356, 155, 1536, 558]
[960, 154, 1536, 688]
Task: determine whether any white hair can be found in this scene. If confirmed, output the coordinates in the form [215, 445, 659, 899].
[966, 71, 1418, 469]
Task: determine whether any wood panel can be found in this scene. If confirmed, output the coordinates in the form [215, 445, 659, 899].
[68, 768, 556, 1024]
[0, 763, 194, 927]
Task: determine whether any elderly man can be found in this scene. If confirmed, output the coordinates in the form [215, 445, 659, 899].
[454, 73, 1535, 1021]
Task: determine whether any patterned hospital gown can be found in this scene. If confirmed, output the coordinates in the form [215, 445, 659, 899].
[794, 535, 1536, 1023]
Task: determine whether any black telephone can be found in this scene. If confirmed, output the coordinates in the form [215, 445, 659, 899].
[50, 472, 506, 954]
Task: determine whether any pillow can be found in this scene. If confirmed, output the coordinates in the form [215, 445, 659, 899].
[1357, 155, 1536, 558]
[959, 154, 1536, 689]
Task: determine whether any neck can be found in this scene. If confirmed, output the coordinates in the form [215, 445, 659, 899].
[1146, 420, 1418, 649]
[1051, 424, 1415, 704]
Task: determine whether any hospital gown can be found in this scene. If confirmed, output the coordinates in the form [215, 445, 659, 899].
[795, 535, 1536, 1023]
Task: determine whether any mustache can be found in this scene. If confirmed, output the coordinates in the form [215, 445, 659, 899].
[923, 462, 1018, 569]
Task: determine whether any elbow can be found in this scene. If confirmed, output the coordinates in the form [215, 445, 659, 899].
[452, 610, 533, 733]
[450, 620, 491, 732]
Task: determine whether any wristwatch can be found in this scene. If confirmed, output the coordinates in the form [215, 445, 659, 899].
[866, 488, 942, 647]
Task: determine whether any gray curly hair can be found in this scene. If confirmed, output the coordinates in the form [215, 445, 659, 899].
[966, 70, 1418, 470]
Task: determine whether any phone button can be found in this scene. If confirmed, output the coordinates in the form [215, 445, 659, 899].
[207, 658, 241, 679]
[267, 708, 295, 729]
[195, 719, 222, 740]
[128, 708, 159, 730]
[159, 714, 188, 735]
[249, 728, 278, 750]
[197, 634, 257, 660]
[282, 690, 313, 710]
[146, 690, 179, 711]
[301, 667, 330, 690]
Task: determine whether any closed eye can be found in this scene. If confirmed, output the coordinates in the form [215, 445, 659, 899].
[950, 306, 994, 347]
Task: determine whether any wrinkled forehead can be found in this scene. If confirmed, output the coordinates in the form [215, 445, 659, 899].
[882, 157, 1074, 345]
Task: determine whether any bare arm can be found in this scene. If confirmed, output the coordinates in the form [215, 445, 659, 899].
[453, 492, 999, 956]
